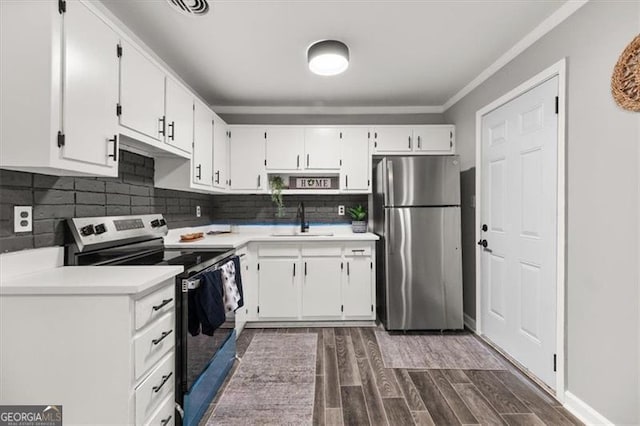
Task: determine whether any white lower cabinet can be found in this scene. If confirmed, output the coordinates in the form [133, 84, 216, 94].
[254, 242, 375, 322]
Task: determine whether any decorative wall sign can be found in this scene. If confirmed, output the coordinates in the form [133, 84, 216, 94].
[289, 176, 338, 190]
[612, 34, 640, 112]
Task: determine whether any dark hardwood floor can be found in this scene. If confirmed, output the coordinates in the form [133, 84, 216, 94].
[201, 327, 583, 426]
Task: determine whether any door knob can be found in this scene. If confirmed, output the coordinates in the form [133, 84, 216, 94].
[481, 224, 488, 232]
[477, 239, 488, 248]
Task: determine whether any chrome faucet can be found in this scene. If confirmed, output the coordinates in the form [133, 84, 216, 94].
[297, 202, 309, 233]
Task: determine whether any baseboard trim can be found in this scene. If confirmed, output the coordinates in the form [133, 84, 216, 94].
[244, 320, 377, 328]
[463, 313, 476, 331]
[563, 391, 614, 425]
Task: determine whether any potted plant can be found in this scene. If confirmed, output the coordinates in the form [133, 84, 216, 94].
[269, 176, 286, 217]
[348, 205, 367, 233]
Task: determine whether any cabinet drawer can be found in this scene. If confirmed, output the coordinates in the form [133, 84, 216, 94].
[136, 352, 174, 425]
[135, 312, 175, 380]
[135, 282, 175, 330]
[301, 246, 342, 257]
[258, 245, 299, 257]
[144, 394, 174, 426]
[344, 245, 372, 256]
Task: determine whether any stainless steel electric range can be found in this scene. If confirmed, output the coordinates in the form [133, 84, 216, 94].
[65, 214, 237, 426]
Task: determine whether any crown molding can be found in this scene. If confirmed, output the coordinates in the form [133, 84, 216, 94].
[211, 105, 444, 115]
[441, 0, 589, 112]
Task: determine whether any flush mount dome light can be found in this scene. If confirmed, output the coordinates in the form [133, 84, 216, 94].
[307, 40, 349, 76]
[166, 0, 209, 16]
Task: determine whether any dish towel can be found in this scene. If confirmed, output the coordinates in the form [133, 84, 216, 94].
[190, 269, 226, 336]
[220, 256, 245, 313]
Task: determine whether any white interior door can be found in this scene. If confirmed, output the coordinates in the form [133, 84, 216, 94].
[481, 76, 558, 387]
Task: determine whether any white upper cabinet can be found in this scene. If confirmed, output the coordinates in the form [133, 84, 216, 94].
[265, 127, 304, 170]
[373, 125, 455, 155]
[372, 127, 413, 153]
[340, 128, 370, 192]
[192, 100, 213, 188]
[229, 127, 266, 191]
[164, 78, 194, 153]
[0, 1, 119, 176]
[119, 40, 165, 142]
[304, 128, 341, 170]
[212, 113, 229, 190]
[413, 125, 455, 153]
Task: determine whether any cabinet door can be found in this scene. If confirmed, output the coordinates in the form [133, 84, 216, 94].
[413, 125, 454, 153]
[165, 78, 193, 153]
[62, 2, 119, 171]
[265, 127, 304, 170]
[192, 100, 213, 187]
[302, 257, 342, 318]
[372, 127, 413, 153]
[343, 257, 374, 318]
[340, 128, 370, 192]
[229, 127, 266, 190]
[304, 128, 340, 170]
[212, 114, 228, 190]
[119, 40, 165, 141]
[258, 259, 299, 319]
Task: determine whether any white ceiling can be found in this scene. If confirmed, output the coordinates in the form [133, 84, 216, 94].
[100, 0, 566, 110]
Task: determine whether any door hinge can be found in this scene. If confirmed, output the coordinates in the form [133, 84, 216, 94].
[339, 159, 342, 166]
[264, 159, 267, 166]
[367, 179, 370, 187]
[450, 140, 453, 148]
[371, 304, 374, 312]
[116, 44, 123, 58]
[370, 261, 373, 269]
[340, 132, 343, 139]
[257, 263, 260, 271]
[257, 306, 260, 313]
[374, 141, 377, 148]
[58, 0, 66, 14]
[116, 103, 122, 116]
[57, 131, 65, 148]
[264, 132, 267, 139]
[553, 354, 557, 372]
[341, 305, 344, 312]
[555, 96, 559, 114]
[228, 131, 231, 138]
[229, 179, 231, 186]
[367, 132, 370, 139]
[341, 262, 344, 270]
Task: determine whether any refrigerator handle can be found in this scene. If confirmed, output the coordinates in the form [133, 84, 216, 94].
[385, 210, 394, 254]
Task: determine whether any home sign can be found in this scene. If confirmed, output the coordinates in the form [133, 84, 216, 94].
[289, 176, 338, 189]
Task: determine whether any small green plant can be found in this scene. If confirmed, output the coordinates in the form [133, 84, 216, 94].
[269, 176, 285, 217]
[348, 205, 367, 221]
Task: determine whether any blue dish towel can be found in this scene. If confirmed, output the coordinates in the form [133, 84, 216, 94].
[189, 269, 226, 336]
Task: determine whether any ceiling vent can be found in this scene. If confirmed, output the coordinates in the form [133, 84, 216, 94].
[166, 0, 209, 16]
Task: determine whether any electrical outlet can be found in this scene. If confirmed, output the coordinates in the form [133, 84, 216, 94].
[196, 206, 201, 217]
[338, 205, 345, 216]
[14, 206, 32, 233]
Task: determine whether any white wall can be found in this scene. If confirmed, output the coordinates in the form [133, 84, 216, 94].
[444, 1, 640, 424]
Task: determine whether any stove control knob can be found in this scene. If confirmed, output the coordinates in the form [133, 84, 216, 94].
[159, 219, 166, 226]
[150, 219, 160, 228]
[94, 224, 106, 235]
[80, 224, 95, 236]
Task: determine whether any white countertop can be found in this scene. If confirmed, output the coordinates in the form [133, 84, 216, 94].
[0, 265, 184, 296]
[163, 224, 379, 249]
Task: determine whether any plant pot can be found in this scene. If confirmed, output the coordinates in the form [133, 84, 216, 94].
[351, 220, 367, 233]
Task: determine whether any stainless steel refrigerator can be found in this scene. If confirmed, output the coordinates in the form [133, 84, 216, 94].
[373, 156, 463, 330]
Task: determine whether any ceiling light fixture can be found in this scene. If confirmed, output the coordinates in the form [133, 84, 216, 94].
[166, 0, 209, 16]
[307, 40, 349, 76]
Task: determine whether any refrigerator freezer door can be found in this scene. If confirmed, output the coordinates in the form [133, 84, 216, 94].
[383, 156, 460, 207]
[384, 206, 463, 330]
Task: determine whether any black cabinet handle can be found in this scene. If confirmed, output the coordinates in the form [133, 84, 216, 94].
[296, 155, 300, 168]
[159, 116, 166, 136]
[152, 329, 173, 345]
[152, 372, 173, 393]
[351, 249, 365, 253]
[306, 154, 309, 167]
[345, 175, 348, 188]
[215, 170, 220, 184]
[408, 136, 412, 149]
[168, 121, 175, 140]
[417, 136, 421, 149]
[257, 175, 261, 188]
[304, 262, 307, 276]
[161, 415, 172, 426]
[196, 164, 201, 180]
[152, 298, 173, 311]
[293, 263, 296, 277]
[108, 135, 118, 161]
[347, 262, 350, 276]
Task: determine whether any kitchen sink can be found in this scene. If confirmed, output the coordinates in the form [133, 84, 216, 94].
[270, 232, 334, 237]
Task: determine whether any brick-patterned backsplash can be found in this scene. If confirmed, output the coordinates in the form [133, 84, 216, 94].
[0, 150, 215, 253]
[211, 194, 368, 224]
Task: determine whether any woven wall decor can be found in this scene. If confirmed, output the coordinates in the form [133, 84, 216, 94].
[611, 34, 640, 112]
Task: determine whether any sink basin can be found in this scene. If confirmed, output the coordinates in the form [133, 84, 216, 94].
[270, 232, 334, 237]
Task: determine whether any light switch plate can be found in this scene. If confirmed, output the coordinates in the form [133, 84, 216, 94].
[14, 206, 32, 233]
[196, 206, 201, 217]
[338, 205, 345, 216]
